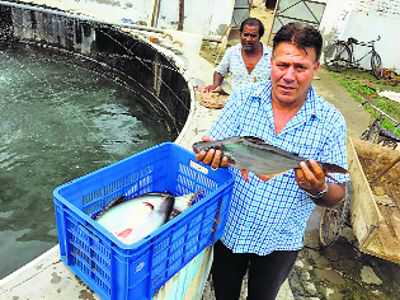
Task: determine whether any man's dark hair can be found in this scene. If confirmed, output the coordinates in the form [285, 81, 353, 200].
[273, 22, 323, 60]
[240, 17, 265, 37]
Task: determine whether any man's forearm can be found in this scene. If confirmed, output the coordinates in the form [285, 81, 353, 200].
[312, 183, 346, 207]
[213, 71, 224, 87]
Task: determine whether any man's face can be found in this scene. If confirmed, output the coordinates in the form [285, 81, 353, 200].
[271, 42, 320, 107]
[240, 24, 261, 52]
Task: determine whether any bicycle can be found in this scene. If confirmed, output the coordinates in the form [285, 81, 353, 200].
[324, 35, 382, 78]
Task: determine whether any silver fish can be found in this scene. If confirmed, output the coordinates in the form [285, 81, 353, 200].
[193, 136, 348, 177]
[96, 192, 197, 245]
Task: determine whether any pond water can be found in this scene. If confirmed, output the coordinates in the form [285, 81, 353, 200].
[0, 46, 172, 278]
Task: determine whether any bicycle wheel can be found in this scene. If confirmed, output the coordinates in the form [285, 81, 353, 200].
[360, 128, 370, 141]
[360, 120, 380, 142]
[324, 42, 351, 72]
[371, 51, 382, 79]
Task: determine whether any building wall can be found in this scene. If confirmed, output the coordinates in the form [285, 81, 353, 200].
[341, 11, 400, 71]
[319, 0, 356, 43]
[14, 0, 234, 37]
[356, 0, 400, 16]
[156, 0, 235, 36]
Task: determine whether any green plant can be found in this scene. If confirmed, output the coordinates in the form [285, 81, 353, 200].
[328, 69, 400, 137]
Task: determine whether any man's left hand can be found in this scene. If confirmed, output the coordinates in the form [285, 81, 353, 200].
[295, 160, 326, 195]
[240, 169, 270, 182]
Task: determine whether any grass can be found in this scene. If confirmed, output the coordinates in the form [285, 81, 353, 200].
[327, 68, 400, 136]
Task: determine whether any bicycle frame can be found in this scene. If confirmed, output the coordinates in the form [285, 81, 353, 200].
[346, 37, 379, 68]
[324, 35, 382, 77]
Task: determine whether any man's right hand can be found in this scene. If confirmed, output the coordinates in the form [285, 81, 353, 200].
[194, 136, 229, 170]
[203, 84, 220, 93]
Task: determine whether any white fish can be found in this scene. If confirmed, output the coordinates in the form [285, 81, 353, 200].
[96, 192, 196, 245]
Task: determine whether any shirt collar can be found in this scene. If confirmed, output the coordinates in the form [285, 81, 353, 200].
[238, 43, 270, 56]
[251, 82, 322, 122]
[244, 82, 323, 136]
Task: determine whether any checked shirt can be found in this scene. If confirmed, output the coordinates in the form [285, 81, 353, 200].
[209, 82, 348, 255]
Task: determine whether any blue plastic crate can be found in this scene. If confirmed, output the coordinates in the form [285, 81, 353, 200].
[53, 142, 233, 300]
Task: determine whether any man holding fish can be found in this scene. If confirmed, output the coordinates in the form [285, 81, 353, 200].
[194, 23, 348, 300]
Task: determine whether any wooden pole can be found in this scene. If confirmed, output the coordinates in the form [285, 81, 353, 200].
[149, 0, 161, 27]
[178, 0, 185, 31]
[267, 0, 279, 46]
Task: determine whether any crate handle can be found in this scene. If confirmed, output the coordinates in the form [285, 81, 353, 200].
[189, 160, 209, 175]
[78, 224, 90, 236]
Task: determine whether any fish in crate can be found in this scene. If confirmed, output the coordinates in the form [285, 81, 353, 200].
[93, 192, 200, 245]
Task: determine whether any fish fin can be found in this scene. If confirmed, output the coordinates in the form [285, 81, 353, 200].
[173, 192, 198, 212]
[192, 140, 224, 153]
[143, 202, 155, 210]
[321, 163, 348, 174]
[169, 209, 181, 220]
[242, 136, 266, 145]
[116, 228, 133, 238]
[170, 190, 205, 220]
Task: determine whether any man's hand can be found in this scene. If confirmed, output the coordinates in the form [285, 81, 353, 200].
[194, 136, 229, 170]
[295, 160, 346, 207]
[295, 160, 326, 195]
[240, 169, 270, 182]
[203, 84, 219, 93]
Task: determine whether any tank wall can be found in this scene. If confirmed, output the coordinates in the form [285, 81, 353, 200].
[0, 4, 191, 136]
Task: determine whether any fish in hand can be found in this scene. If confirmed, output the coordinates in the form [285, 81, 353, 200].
[193, 136, 348, 177]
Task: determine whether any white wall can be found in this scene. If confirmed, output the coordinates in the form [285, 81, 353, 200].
[319, 0, 356, 43]
[157, 0, 235, 36]
[341, 11, 400, 71]
[19, 0, 235, 37]
[319, 0, 400, 71]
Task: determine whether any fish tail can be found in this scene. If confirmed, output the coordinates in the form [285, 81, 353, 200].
[321, 163, 348, 174]
[164, 195, 175, 222]
[168, 190, 204, 221]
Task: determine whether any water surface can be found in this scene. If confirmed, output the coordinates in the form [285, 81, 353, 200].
[0, 47, 172, 278]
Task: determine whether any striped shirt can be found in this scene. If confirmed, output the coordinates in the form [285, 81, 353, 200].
[215, 44, 272, 90]
[209, 81, 348, 255]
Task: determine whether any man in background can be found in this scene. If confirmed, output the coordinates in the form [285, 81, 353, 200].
[205, 17, 272, 93]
